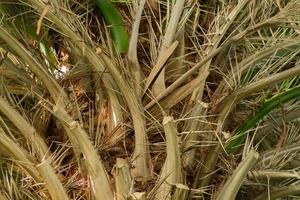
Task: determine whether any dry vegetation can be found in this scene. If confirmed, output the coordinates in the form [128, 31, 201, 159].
[0, 0, 300, 199]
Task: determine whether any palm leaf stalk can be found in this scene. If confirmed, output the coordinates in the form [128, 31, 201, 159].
[0, 97, 69, 200]
[127, 0, 146, 98]
[182, 0, 249, 169]
[114, 158, 133, 200]
[2, 0, 300, 199]
[155, 116, 183, 199]
[194, 62, 300, 188]
[23, 0, 152, 182]
[149, 0, 185, 97]
[0, 127, 42, 183]
[0, 3, 115, 199]
[253, 184, 300, 200]
[216, 150, 259, 200]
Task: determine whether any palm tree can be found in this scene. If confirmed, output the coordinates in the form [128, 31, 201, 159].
[0, 0, 300, 199]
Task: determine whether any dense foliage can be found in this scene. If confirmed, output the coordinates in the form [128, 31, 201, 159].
[0, 0, 300, 199]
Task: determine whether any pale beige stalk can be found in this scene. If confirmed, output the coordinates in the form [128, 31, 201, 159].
[53, 105, 114, 200]
[129, 192, 146, 200]
[24, 0, 152, 182]
[0, 97, 69, 200]
[253, 184, 300, 200]
[128, 0, 146, 98]
[0, 127, 41, 183]
[197, 63, 300, 188]
[0, 192, 8, 200]
[216, 150, 259, 200]
[249, 170, 300, 179]
[114, 158, 133, 200]
[152, 0, 185, 96]
[37, 162, 69, 200]
[0, 27, 67, 105]
[182, 0, 249, 169]
[155, 116, 183, 200]
[171, 184, 189, 200]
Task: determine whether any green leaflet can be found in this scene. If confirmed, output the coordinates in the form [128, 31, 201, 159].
[95, 0, 129, 53]
[227, 85, 300, 153]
